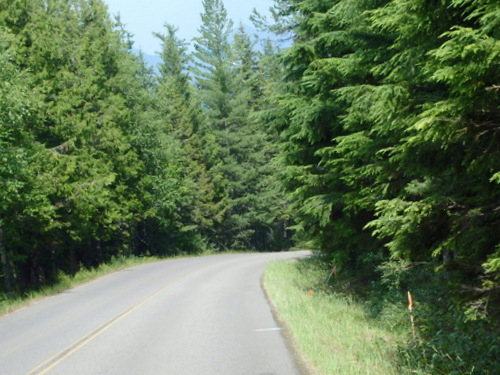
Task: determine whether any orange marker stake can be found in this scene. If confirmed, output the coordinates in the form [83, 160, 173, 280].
[408, 291, 416, 339]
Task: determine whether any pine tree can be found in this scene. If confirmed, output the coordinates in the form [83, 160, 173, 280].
[220, 25, 279, 250]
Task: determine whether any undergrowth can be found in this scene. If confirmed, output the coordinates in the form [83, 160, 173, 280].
[269, 253, 500, 375]
[370, 260, 500, 375]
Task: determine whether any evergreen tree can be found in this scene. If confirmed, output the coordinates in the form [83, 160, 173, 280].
[192, 0, 234, 124]
[189, 0, 233, 249]
[366, 0, 500, 304]
[269, 0, 500, 338]
[0, 28, 55, 291]
[221, 25, 281, 250]
[132, 24, 218, 254]
[191, 1, 290, 251]
[0, 0, 146, 286]
[263, 0, 390, 270]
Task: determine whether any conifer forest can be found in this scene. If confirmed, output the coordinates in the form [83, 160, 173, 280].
[1, 0, 499, 373]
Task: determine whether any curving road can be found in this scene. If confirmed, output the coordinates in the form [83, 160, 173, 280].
[0, 251, 310, 375]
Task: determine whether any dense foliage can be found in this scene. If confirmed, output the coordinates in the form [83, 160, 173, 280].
[266, 0, 500, 373]
[0, 0, 289, 294]
[1, 0, 499, 372]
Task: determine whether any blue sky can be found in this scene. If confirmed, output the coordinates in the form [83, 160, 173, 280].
[103, 0, 275, 56]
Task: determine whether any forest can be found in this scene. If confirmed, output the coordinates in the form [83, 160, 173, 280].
[0, 0, 499, 373]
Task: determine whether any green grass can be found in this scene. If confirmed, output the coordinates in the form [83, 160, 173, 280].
[263, 257, 415, 375]
[0, 255, 160, 316]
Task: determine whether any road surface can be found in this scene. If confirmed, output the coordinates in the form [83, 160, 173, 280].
[0, 251, 310, 375]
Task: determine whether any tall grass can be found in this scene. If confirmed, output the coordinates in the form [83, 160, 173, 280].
[264, 257, 416, 375]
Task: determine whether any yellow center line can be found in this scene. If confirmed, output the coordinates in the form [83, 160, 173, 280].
[25, 260, 227, 375]
[26, 287, 161, 375]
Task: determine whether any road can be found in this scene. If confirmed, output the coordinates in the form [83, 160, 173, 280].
[0, 251, 310, 375]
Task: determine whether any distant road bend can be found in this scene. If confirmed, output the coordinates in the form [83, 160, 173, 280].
[0, 251, 310, 375]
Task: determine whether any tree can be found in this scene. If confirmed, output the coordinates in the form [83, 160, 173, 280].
[0, 28, 55, 291]
[0, 0, 146, 287]
[366, 0, 500, 304]
[269, 0, 500, 329]
[131, 23, 219, 254]
[261, 0, 392, 271]
[192, 0, 235, 123]
[190, 0, 291, 251]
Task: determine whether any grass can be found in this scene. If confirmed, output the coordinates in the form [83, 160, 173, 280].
[0, 255, 160, 316]
[263, 256, 416, 375]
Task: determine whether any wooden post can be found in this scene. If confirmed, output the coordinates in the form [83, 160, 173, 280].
[325, 265, 337, 284]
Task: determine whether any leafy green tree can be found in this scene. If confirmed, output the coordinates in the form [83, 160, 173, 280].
[269, 0, 500, 284]
[38, 0, 143, 270]
[265, 0, 500, 370]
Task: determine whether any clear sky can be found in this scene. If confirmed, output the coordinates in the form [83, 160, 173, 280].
[103, 0, 275, 56]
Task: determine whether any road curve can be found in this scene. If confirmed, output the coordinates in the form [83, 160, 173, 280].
[0, 251, 310, 375]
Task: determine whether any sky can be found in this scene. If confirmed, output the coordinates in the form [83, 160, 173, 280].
[103, 0, 275, 56]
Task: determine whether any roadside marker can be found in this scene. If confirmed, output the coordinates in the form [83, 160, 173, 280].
[408, 291, 416, 339]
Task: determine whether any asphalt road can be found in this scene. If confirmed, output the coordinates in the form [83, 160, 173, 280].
[0, 251, 310, 375]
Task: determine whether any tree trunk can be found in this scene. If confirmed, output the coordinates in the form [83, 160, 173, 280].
[0, 225, 12, 292]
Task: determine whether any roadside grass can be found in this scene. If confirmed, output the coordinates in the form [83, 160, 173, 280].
[0, 255, 160, 316]
[264, 256, 416, 375]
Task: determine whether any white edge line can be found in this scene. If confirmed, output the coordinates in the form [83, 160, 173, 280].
[255, 327, 284, 332]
